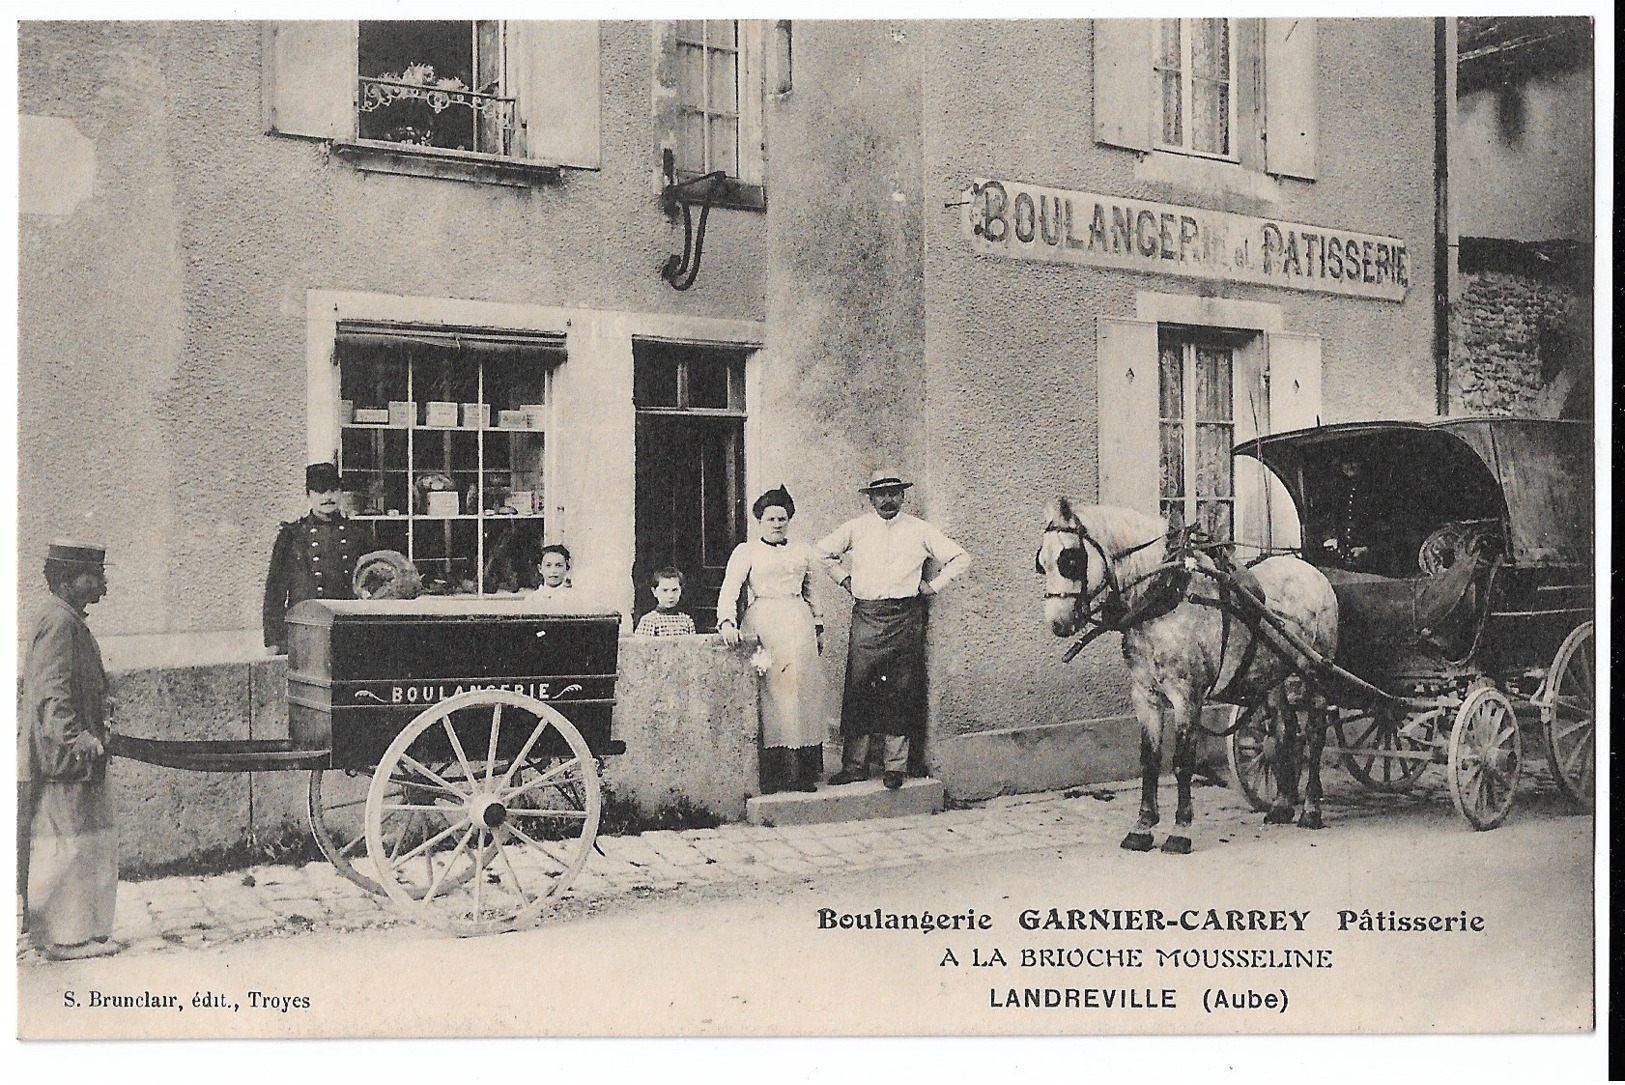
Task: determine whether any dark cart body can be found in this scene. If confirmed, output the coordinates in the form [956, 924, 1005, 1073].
[1224, 417, 1595, 827]
[111, 598, 626, 934]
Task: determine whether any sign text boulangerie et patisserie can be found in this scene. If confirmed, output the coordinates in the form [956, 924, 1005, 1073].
[962, 178, 1410, 301]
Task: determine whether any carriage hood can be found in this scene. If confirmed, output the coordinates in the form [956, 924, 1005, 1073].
[1234, 418, 1592, 568]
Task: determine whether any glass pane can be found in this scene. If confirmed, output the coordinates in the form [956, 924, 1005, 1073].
[483, 350, 551, 413]
[678, 42, 705, 107]
[1192, 78, 1228, 155]
[706, 20, 737, 48]
[1158, 340, 1184, 419]
[677, 111, 705, 174]
[699, 428, 741, 567]
[1195, 422, 1234, 498]
[675, 20, 703, 44]
[634, 354, 681, 407]
[1160, 422, 1185, 500]
[482, 519, 546, 593]
[1194, 346, 1232, 420]
[338, 347, 409, 409]
[1161, 499, 1187, 531]
[686, 361, 734, 409]
[1192, 18, 1228, 78]
[1197, 500, 1233, 542]
[708, 47, 738, 113]
[1160, 72, 1183, 146]
[708, 115, 739, 177]
[1157, 19, 1181, 68]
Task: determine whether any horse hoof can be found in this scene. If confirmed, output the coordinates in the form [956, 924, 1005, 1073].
[1160, 836, 1193, 854]
[1263, 807, 1296, 825]
[1120, 831, 1156, 852]
[1298, 810, 1325, 830]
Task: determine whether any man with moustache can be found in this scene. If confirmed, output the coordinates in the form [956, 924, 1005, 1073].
[818, 469, 971, 790]
[21, 540, 121, 959]
[263, 462, 369, 655]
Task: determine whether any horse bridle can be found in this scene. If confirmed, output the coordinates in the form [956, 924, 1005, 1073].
[1039, 519, 1164, 628]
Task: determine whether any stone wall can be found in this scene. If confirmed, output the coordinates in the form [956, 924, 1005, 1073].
[1451, 267, 1590, 417]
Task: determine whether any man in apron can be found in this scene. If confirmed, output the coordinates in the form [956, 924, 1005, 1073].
[818, 470, 971, 789]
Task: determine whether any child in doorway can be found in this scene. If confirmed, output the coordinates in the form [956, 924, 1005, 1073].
[528, 544, 573, 603]
[634, 567, 697, 636]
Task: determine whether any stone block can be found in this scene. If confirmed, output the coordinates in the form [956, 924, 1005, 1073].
[745, 777, 945, 826]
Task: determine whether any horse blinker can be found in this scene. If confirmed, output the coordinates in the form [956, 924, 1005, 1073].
[1056, 546, 1089, 582]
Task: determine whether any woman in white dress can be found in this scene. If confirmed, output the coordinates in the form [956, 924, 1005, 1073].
[718, 487, 829, 793]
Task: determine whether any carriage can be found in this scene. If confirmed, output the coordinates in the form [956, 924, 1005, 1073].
[1223, 417, 1595, 830]
[111, 598, 624, 936]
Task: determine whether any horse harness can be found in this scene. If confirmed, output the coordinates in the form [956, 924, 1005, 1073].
[1043, 520, 1296, 730]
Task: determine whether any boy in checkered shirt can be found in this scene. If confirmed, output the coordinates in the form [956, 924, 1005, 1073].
[634, 568, 697, 636]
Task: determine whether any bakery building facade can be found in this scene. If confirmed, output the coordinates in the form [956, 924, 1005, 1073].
[18, 19, 1450, 861]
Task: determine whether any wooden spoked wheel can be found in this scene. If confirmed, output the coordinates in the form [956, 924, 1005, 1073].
[1336, 705, 1433, 792]
[1446, 686, 1521, 830]
[309, 768, 386, 894]
[1541, 621, 1594, 811]
[364, 690, 602, 936]
[1225, 699, 1299, 813]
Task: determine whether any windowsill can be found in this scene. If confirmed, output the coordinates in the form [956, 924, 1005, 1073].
[1134, 149, 1282, 203]
[331, 138, 562, 188]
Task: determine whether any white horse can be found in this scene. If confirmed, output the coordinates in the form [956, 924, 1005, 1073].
[1038, 497, 1339, 852]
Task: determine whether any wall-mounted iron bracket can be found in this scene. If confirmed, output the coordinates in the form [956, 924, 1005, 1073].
[660, 149, 729, 291]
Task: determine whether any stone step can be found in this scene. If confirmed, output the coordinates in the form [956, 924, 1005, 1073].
[745, 777, 946, 827]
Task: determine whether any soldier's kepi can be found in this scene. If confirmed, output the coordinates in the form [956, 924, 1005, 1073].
[262, 462, 372, 654]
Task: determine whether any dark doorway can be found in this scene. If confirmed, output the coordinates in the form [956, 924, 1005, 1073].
[632, 342, 748, 631]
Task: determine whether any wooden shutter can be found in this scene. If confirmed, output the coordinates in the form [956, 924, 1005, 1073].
[1093, 20, 1154, 152]
[261, 21, 357, 140]
[510, 21, 601, 168]
[1230, 338, 1270, 548]
[1262, 332, 1323, 547]
[1234, 19, 1267, 172]
[1095, 318, 1161, 515]
[737, 20, 767, 186]
[1264, 18, 1317, 179]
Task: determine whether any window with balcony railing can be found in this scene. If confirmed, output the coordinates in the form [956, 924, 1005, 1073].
[357, 21, 514, 156]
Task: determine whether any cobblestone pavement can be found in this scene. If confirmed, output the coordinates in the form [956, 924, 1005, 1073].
[17, 763, 1579, 965]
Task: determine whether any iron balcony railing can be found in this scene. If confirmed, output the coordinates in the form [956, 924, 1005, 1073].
[357, 76, 517, 157]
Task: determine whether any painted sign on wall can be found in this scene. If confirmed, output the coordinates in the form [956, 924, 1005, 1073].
[962, 178, 1409, 301]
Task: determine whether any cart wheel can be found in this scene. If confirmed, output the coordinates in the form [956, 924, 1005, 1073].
[309, 768, 385, 895]
[1540, 621, 1594, 811]
[1226, 700, 1297, 813]
[1336, 706, 1432, 792]
[1447, 686, 1521, 830]
[364, 689, 602, 936]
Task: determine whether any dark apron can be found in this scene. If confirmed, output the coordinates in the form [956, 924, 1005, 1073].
[841, 597, 928, 753]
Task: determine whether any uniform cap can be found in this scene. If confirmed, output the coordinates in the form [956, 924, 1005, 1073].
[46, 538, 106, 565]
[306, 462, 341, 492]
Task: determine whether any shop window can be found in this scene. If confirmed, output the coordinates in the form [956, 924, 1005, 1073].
[263, 20, 601, 176]
[335, 326, 563, 594]
[657, 20, 769, 209]
[1158, 329, 1235, 539]
[1094, 18, 1318, 180]
[1154, 18, 1235, 160]
[632, 341, 748, 632]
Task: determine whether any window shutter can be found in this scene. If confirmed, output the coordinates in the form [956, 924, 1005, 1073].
[510, 21, 601, 169]
[1264, 18, 1317, 180]
[1234, 19, 1267, 172]
[1095, 318, 1161, 515]
[261, 21, 357, 140]
[1231, 338, 1270, 548]
[737, 20, 767, 186]
[1092, 20, 1154, 153]
[1262, 331, 1323, 547]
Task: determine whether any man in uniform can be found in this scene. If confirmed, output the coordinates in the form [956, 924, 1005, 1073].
[21, 540, 120, 959]
[263, 462, 369, 654]
[818, 469, 971, 789]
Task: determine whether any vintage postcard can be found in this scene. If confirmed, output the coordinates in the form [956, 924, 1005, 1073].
[9, 6, 1609, 1077]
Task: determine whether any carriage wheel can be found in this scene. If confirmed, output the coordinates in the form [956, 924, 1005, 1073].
[1446, 686, 1521, 831]
[364, 689, 602, 936]
[309, 768, 385, 895]
[1541, 621, 1594, 811]
[1225, 700, 1297, 813]
[1336, 706, 1432, 792]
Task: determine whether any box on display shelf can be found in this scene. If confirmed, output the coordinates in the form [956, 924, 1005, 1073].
[425, 401, 459, 427]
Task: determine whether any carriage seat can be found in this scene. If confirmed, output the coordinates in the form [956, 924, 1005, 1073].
[1320, 547, 1485, 663]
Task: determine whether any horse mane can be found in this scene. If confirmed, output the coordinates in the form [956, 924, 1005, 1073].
[1051, 497, 1170, 611]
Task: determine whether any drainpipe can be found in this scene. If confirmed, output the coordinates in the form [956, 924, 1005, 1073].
[1433, 17, 1454, 416]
